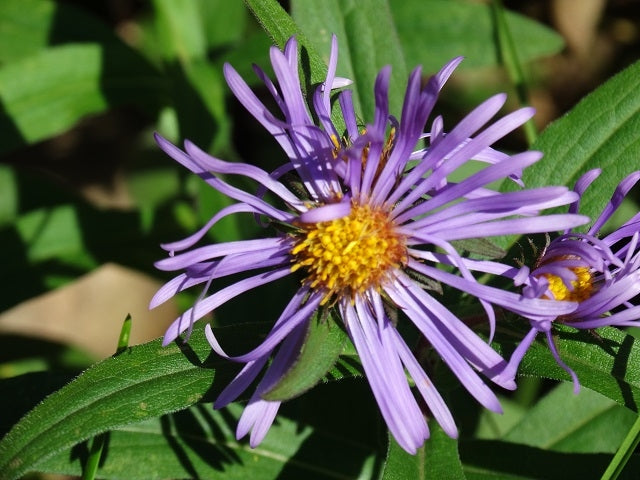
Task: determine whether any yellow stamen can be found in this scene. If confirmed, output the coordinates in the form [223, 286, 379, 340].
[543, 266, 593, 302]
[291, 203, 407, 302]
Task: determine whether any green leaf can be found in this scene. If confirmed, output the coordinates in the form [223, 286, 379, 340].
[0, 0, 55, 63]
[243, 0, 323, 84]
[292, 0, 408, 121]
[127, 167, 182, 210]
[382, 421, 465, 480]
[491, 0, 538, 145]
[0, 0, 129, 64]
[262, 311, 349, 401]
[460, 439, 640, 480]
[451, 238, 506, 259]
[32, 402, 377, 480]
[498, 324, 640, 415]
[152, 0, 207, 62]
[0, 165, 18, 226]
[0, 325, 216, 480]
[216, 31, 273, 86]
[502, 60, 640, 223]
[503, 382, 637, 453]
[383, 436, 421, 480]
[389, 0, 564, 72]
[0, 321, 364, 480]
[0, 43, 164, 154]
[169, 59, 232, 149]
[474, 395, 528, 441]
[422, 421, 466, 480]
[14, 205, 84, 263]
[602, 414, 640, 480]
[243, 0, 345, 130]
[200, 0, 248, 47]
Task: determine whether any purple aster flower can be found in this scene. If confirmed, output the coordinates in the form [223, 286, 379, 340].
[151, 35, 587, 453]
[500, 169, 640, 392]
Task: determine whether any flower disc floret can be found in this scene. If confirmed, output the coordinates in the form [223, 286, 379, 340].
[291, 203, 407, 299]
[542, 265, 593, 302]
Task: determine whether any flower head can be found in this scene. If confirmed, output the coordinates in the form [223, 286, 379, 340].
[151, 35, 587, 453]
[502, 169, 640, 391]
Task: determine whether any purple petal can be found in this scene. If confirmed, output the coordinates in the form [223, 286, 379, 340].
[409, 260, 577, 321]
[418, 214, 590, 241]
[434, 56, 464, 89]
[150, 249, 291, 309]
[384, 93, 508, 207]
[341, 300, 428, 454]
[232, 320, 308, 446]
[236, 395, 281, 446]
[155, 133, 294, 222]
[544, 329, 580, 394]
[390, 107, 536, 214]
[569, 169, 601, 216]
[223, 64, 290, 149]
[388, 325, 458, 438]
[155, 237, 287, 272]
[497, 327, 539, 386]
[298, 201, 351, 223]
[160, 203, 258, 254]
[183, 140, 307, 209]
[385, 275, 507, 411]
[269, 44, 309, 125]
[339, 90, 359, 140]
[163, 266, 292, 345]
[404, 185, 577, 230]
[589, 171, 640, 235]
[214, 357, 268, 408]
[204, 291, 322, 362]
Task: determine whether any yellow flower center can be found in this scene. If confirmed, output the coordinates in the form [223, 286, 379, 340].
[291, 203, 407, 302]
[542, 266, 593, 302]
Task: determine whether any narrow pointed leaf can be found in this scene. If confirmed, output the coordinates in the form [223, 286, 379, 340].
[0, 43, 164, 154]
[497, 324, 640, 414]
[503, 382, 637, 453]
[0, 325, 217, 480]
[242, 0, 324, 85]
[389, 0, 564, 71]
[32, 404, 377, 480]
[0, 321, 363, 480]
[261, 311, 350, 401]
[501, 60, 640, 224]
[0, 0, 137, 63]
[292, 0, 408, 121]
[243, 0, 345, 131]
[460, 439, 640, 479]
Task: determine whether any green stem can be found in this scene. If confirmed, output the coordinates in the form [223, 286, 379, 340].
[600, 413, 640, 480]
[491, 0, 537, 146]
[82, 433, 106, 480]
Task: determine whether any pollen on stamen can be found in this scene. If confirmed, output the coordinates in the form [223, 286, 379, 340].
[290, 203, 407, 302]
[542, 266, 593, 302]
